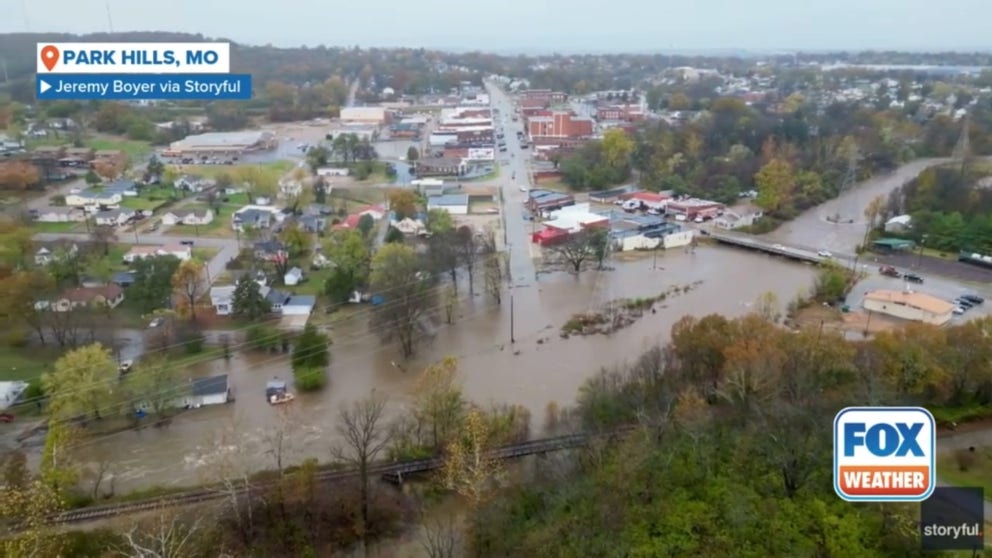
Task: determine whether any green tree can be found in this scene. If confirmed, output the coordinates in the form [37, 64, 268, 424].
[370, 243, 436, 358]
[279, 222, 313, 258]
[123, 355, 181, 418]
[406, 145, 420, 161]
[42, 343, 118, 421]
[323, 230, 372, 303]
[388, 189, 419, 219]
[232, 273, 272, 320]
[292, 323, 330, 391]
[601, 128, 634, 169]
[128, 255, 181, 314]
[754, 158, 796, 213]
[357, 213, 375, 237]
[425, 208, 454, 235]
[83, 169, 101, 185]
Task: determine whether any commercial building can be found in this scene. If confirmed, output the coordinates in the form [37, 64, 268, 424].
[340, 106, 391, 125]
[588, 185, 642, 204]
[609, 215, 693, 251]
[862, 290, 955, 326]
[427, 194, 470, 215]
[527, 111, 594, 139]
[166, 131, 275, 156]
[526, 189, 575, 212]
[415, 157, 466, 178]
[666, 198, 725, 220]
[442, 146, 495, 161]
[518, 89, 568, 108]
[626, 192, 671, 210]
[596, 105, 647, 122]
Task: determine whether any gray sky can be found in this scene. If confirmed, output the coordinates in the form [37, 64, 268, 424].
[8, 0, 992, 53]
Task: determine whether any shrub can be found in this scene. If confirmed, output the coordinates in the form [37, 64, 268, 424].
[294, 367, 326, 391]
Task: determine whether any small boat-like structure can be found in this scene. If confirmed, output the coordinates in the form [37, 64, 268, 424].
[265, 379, 295, 405]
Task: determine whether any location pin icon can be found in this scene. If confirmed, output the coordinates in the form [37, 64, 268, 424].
[41, 46, 60, 72]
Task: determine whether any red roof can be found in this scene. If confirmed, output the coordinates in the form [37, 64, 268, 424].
[333, 214, 362, 229]
[630, 192, 670, 203]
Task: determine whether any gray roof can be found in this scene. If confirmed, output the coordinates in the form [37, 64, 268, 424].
[191, 374, 228, 397]
[81, 188, 122, 200]
[266, 289, 290, 304]
[106, 179, 137, 192]
[285, 295, 316, 308]
[428, 194, 470, 206]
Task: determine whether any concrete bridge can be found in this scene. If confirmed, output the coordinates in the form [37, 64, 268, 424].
[703, 230, 838, 265]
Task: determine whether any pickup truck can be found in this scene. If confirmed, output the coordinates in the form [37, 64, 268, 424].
[879, 265, 900, 277]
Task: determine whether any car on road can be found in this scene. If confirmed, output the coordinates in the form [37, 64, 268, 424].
[148, 317, 165, 329]
[903, 272, 924, 283]
[180, 240, 194, 246]
[772, 244, 785, 250]
[879, 265, 900, 277]
[817, 249, 833, 257]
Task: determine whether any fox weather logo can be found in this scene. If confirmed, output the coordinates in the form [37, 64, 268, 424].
[833, 406, 936, 502]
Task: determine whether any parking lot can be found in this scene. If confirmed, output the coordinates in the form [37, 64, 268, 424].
[845, 270, 992, 324]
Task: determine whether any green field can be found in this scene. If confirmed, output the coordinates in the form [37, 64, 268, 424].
[30, 221, 82, 233]
[87, 138, 152, 160]
[0, 346, 62, 382]
[937, 450, 992, 499]
[170, 161, 294, 182]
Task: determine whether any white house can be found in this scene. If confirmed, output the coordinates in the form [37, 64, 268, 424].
[66, 189, 122, 208]
[232, 205, 284, 231]
[34, 207, 85, 223]
[123, 244, 192, 263]
[209, 285, 237, 315]
[884, 214, 912, 233]
[393, 217, 427, 236]
[316, 167, 350, 177]
[172, 375, 230, 408]
[161, 208, 215, 226]
[175, 175, 215, 193]
[34, 242, 79, 266]
[284, 267, 304, 286]
[94, 208, 137, 227]
[427, 194, 469, 215]
[714, 208, 763, 230]
[281, 295, 316, 316]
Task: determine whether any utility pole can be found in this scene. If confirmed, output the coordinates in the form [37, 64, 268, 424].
[509, 291, 515, 344]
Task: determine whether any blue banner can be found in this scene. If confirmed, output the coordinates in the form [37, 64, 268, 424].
[36, 73, 252, 100]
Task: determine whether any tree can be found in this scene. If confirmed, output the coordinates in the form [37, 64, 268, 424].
[601, 128, 635, 169]
[440, 408, 504, 509]
[414, 357, 466, 450]
[330, 392, 391, 551]
[481, 232, 504, 305]
[124, 355, 181, 419]
[235, 166, 277, 200]
[305, 145, 330, 172]
[292, 323, 330, 390]
[0, 160, 41, 190]
[425, 208, 454, 235]
[145, 155, 165, 178]
[323, 229, 371, 303]
[93, 159, 124, 181]
[406, 146, 420, 162]
[171, 259, 206, 320]
[129, 255, 181, 314]
[84, 169, 101, 185]
[278, 222, 312, 258]
[454, 226, 479, 293]
[862, 194, 886, 248]
[42, 343, 118, 421]
[357, 213, 375, 238]
[0, 270, 54, 344]
[116, 511, 205, 558]
[0, 478, 65, 557]
[388, 189, 419, 219]
[232, 273, 271, 320]
[370, 243, 437, 358]
[754, 158, 796, 213]
[90, 224, 117, 256]
[549, 228, 606, 274]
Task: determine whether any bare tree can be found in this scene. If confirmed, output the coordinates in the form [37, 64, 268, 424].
[480, 232, 503, 305]
[330, 391, 392, 553]
[420, 511, 463, 558]
[547, 228, 608, 274]
[454, 226, 478, 294]
[115, 509, 205, 558]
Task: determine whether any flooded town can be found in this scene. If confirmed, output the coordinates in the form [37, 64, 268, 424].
[3, 31, 992, 556]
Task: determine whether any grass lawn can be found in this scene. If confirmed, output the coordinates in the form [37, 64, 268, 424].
[87, 137, 152, 160]
[464, 165, 501, 182]
[332, 187, 388, 211]
[192, 247, 219, 262]
[937, 449, 992, 499]
[287, 267, 331, 296]
[30, 221, 83, 233]
[169, 161, 294, 183]
[0, 346, 63, 382]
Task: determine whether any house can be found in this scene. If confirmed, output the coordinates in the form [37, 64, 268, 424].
[105, 179, 139, 196]
[357, 204, 386, 220]
[665, 198, 725, 220]
[123, 244, 192, 263]
[333, 214, 363, 230]
[862, 289, 954, 326]
[50, 285, 124, 312]
[173, 375, 230, 408]
[161, 208, 215, 226]
[626, 192, 671, 210]
[33, 207, 85, 223]
[714, 207, 764, 230]
[393, 217, 427, 236]
[281, 295, 316, 316]
[540, 204, 610, 234]
[415, 157, 467, 177]
[232, 205, 283, 231]
[34, 242, 79, 266]
[279, 179, 304, 198]
[296, 214, 326, 233]
[94, 208, 137, 227]
[253, 240, 289, 262]
[209, 285, 237, 315]
[266, 288, 291, 312]
[66, 188, 123, 208]
[427, 194, 470, 215]
[884, 214, 913, 233]
[284, 267, 304, 286]
[175, 175, 215, 193]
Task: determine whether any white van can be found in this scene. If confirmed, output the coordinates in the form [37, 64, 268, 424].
[675, 214, 687, 222]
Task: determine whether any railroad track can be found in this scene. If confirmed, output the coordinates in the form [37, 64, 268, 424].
[52, 427, 635, 525]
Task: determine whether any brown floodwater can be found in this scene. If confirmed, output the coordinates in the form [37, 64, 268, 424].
[71, 245, 818, 491]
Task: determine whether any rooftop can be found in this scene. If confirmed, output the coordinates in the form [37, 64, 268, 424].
[428, 194, 470, 206]
[864, 290, 955, 315]
[191, 374, 228, 397]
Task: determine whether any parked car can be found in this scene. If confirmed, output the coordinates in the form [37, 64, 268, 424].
[956, 298, 974, 309]
[960, 294, 985, 305]
[954, 306, 966, 315]
[817, 249, 833, 258]
[180, 240, 194, 246]
[148, 317, 165, 329]
[903, 273, 924, 284]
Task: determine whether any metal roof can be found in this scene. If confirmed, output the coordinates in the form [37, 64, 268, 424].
[428, 194, 470, 206]
[191, 374, 228, 397]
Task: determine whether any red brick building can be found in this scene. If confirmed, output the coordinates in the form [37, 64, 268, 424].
[527, 111, 594, 139]
[521, 107, 550, 118]
[519, 89, 568, 107]
[595, 105, 646, 122]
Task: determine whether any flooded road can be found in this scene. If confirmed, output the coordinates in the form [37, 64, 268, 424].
[764, 158, 950, 252]
[73, 246, 818, 491]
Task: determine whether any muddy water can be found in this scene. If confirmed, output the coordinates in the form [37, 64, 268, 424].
[71, 245, 817, 491]
[764, 158, 950, 252]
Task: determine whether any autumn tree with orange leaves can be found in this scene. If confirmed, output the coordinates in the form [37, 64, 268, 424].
[0, 160, 41, 190]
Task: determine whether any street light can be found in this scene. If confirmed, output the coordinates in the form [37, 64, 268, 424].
[916, 234, 928, 269]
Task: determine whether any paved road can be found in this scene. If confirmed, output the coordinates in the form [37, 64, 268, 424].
[484, 81, 539, 286]
[33, 232, 238, 289]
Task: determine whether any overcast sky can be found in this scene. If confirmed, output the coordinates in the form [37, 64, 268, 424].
[7, 0, 992, 53]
